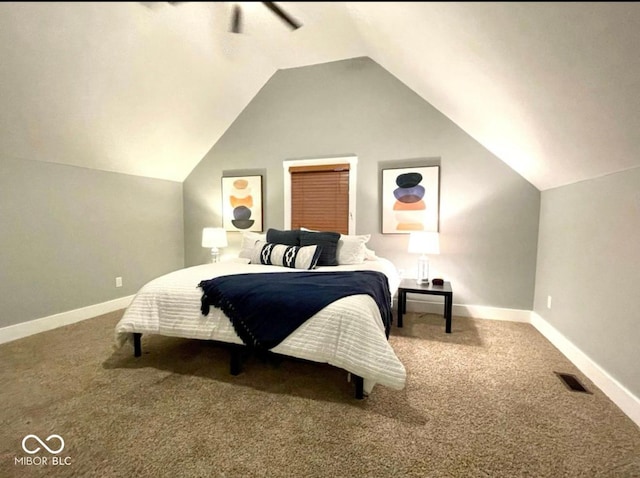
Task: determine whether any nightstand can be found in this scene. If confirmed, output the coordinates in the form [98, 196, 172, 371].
[397, 279, 453, 333]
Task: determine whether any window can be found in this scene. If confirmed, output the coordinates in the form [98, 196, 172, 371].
[290, 164, 349, 234]
[283, 156, 357, 234]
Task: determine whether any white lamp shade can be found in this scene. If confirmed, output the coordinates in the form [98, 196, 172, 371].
[408, 232, 440, 255]
[201, 227, 228, 248]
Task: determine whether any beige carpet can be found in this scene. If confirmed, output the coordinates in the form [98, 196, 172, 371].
[1, 310, 638, 477]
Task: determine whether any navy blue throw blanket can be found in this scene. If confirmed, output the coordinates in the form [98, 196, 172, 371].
[198, 271, 392, 350]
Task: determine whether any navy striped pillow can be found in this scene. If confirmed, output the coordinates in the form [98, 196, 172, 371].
[250, 241, 321, 270]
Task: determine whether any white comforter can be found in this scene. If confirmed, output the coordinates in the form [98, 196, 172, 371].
[114, 258, 406, 394]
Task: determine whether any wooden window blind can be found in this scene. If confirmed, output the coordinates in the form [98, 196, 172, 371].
[290, 164, 349, 234]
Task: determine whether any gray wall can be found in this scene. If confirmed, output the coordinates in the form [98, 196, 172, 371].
[0, 157, 184, 327]
[184, 57, 540, 309]
[534, 167, 640, 398]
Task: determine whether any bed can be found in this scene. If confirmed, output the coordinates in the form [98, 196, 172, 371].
[114, 230, 406, 398]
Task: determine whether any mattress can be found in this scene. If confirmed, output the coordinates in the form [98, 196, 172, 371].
[114, 257, 406, 394]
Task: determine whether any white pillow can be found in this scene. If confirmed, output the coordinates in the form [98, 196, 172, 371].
[336, 234, 371, 265]
[250, 241, 320, 270]
[363, 245, 378, 261]
[239, 231, 266, 259]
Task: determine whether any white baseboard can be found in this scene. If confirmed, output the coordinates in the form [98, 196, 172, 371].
[530, 312, 640, 428]
[402, 298, 531, 323]
[0, 295, 134, 345]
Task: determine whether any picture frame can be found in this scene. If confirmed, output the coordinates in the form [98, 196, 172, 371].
[222, 175, 263, 232]
[381, 166, 440, 234]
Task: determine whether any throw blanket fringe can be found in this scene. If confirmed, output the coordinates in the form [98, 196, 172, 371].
[199, 271, 392, 350]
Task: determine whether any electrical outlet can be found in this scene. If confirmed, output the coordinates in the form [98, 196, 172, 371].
[115, 277, 123, 288]
[547, 295, 552, 309]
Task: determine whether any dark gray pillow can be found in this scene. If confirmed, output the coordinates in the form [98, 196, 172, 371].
[299, 231, 340, 266]
[266, 228, 300, 246]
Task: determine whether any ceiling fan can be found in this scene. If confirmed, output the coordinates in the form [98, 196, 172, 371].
[230, 2, 301, 34]
[169, 2, 302, 34]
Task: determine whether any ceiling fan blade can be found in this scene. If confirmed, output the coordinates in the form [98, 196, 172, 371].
[231, 4, 242, 34]
[262, 2, 301, 30]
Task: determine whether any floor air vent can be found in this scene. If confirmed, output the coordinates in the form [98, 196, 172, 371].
[555, 372, 591, 394]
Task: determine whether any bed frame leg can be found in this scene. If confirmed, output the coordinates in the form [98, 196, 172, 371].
[133, 333, 142, 357]
[230, 345, 243, 376]
[354, 375, 364, 400]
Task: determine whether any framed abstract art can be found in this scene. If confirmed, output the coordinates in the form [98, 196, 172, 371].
[381, 166, 440, 234]
[222, 175, 263, 232]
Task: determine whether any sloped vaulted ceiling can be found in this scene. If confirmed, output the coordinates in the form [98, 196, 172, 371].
[1, 2, 639, 190]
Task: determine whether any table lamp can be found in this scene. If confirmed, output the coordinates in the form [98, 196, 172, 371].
[202, 227, 228, 263]
[408, 231, 440, 285]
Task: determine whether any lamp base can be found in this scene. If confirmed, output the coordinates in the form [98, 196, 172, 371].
[210, 247, 220, 263]
[416, 255, 429, 285]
